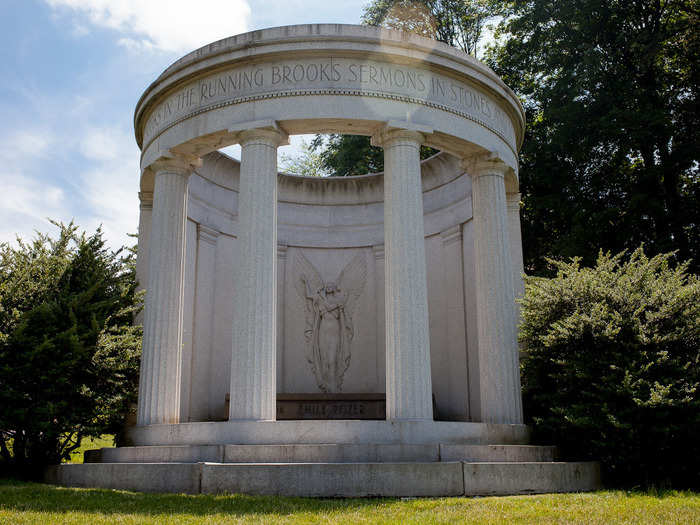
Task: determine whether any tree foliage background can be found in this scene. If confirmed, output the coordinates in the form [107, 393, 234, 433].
[490, 0, 699, 274]
[0, 223, 141, 477]
[317, 0, 698, 273]
[520, 248, 699, 488]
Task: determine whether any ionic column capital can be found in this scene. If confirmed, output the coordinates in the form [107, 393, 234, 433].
[370, 120, 433, 148]
[461, 152, 511, 179]
[229, 119, 289, 147]
[149, 152, 202, 177]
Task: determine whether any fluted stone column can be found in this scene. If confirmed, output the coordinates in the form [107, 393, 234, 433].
[466, 154, 523, 424]
[372, 126, 433, 421]
[506, 192, 525, 304]
[137, 156, 198, 425]
[229, 126, 287, 421]
[134, 191, 152, 325]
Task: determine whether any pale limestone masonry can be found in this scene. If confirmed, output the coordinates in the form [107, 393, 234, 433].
[229, 125, 288, 421]
[467, 154, 523, 424]
[372, 125, 434, 421]
[47, 24, 600, 496]
[137, 156, 199, 425]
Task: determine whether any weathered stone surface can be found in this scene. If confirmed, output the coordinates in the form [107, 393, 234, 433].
[374, 126, 434, 421]
[200, 462, 465, 497]
[229, 125, 286, 421]
[94, 445, 224, 463]
[466, 154, 523, 425]
[88, 443, 557, 464]
[45, 460, 601, 496]
[127, 420, 531, 446]
[223, 443, 439, 463]
[462, 462, 601, 496]
[45, 463, 201, 493]
[440, 444, 556, 462]
[138, 158, 195, 426]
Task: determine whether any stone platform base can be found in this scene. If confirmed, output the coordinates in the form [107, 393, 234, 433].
[85, 443, 558, 464]
[45, 422, 600, 497]
[45, 460, 600, 497]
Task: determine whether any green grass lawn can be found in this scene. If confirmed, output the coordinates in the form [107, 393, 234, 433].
[0, 479, 698, 524]
[67, 435, 115, 464]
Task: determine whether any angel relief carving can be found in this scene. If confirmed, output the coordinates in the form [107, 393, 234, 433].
[294, 251, 367, 393]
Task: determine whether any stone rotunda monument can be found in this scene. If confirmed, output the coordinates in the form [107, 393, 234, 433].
[47, 24, 600, 496]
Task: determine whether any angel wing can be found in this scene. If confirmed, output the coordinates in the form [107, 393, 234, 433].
[293, 250, 324, 304]
[336, 253, 367, 317]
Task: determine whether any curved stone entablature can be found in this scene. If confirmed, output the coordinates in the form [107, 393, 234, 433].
[134, 24, 524, 192]
[188, 151, 471, 248]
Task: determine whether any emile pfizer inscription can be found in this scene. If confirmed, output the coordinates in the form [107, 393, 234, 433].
[143, 57, 515, 147]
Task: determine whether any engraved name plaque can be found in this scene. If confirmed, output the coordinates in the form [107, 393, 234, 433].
[276, 393, 386, 420]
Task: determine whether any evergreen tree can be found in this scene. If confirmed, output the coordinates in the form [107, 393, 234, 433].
[520, 247, 700, 487]
[0, 222, 141, 476]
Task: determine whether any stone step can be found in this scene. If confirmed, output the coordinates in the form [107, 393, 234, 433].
[86, 443, 557, 464]
[46, 461, 601, 497]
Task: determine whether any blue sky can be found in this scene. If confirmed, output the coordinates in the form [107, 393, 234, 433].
[0, 0, 367, 249]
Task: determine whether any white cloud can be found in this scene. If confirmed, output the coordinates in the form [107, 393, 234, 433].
[45, 0, 251, 52]
[77, 126, 141, 248]
[0, 173, 69, 244]
[79, 126, 134, 161]
[0, 130, 53, 161]
[0, 123, 140, 250]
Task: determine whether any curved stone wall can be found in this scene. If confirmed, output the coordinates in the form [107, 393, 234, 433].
[167, 151, 479, 422]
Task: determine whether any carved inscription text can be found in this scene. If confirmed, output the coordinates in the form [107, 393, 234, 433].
[143, 57, 515, 148]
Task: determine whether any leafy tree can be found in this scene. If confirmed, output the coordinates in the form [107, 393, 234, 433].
[280, 139, 330, 177]
[488, 0, 699, 274]
[362, 0, 500, 58]
[520, 247, 700, 488]
[309, 135, 438, 177]
[309, 134, 384, 177]
[308, 0, 494, 177]
[0, 222, 141, 477]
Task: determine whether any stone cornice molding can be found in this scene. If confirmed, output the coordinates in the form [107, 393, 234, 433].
[370, 121, 433, 149]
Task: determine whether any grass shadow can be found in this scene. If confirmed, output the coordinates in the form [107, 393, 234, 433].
[0, 478, 403, 518]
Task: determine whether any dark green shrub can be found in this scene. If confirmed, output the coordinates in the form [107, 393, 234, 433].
[0, 222, 141, 478]
[520, 247, 699, 488]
